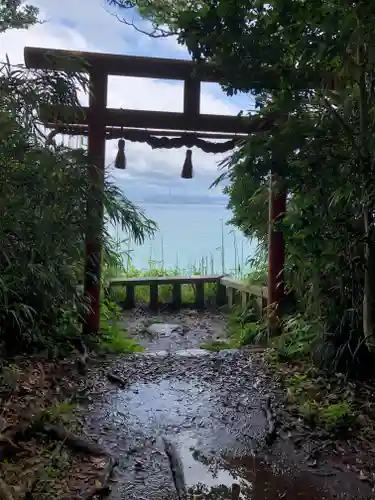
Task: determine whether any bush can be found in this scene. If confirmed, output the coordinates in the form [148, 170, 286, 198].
[0, 6, 156, 355]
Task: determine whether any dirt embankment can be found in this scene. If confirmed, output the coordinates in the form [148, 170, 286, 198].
[1, 309, 375, 499]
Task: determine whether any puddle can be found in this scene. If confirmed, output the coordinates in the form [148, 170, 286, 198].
[175, 348, 210, 357]
[147, 323, 181, 336]
[110, 379, 214, 432]
[176, 432, 249, 493]
[141, 348, 210, 358]
[173, 431, 331, 499]
[143, 350, 170, 357]
[92, 368, 343, 500]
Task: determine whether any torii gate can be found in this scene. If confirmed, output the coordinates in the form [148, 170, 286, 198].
[24, 47, 286, 335]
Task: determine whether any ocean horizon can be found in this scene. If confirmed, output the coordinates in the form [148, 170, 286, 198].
[109, 202, 256, 277]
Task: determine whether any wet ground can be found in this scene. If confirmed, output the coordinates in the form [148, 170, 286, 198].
[82, 310, 375, 500]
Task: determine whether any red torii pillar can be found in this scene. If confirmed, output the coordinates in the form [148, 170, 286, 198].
[267, 174, 286, 335]
[83, 70, 107, 335]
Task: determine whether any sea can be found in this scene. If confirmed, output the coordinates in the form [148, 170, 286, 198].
[108, 202, 256, 277]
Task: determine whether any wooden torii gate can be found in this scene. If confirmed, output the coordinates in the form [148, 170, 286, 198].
[24, 47, 286, 335]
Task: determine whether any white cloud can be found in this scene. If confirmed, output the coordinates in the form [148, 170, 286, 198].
[1, 0, 242, 199]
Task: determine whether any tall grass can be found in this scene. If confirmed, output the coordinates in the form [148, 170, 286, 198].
[103, 223, 265, 308]
[108, 219, 255, 280]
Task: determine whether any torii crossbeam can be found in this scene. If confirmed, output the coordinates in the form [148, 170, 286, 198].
[24, 46, 286, 335]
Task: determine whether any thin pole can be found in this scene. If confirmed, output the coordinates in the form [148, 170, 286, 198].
[267, 173, 286, 336]
[83, 70, 108, 335]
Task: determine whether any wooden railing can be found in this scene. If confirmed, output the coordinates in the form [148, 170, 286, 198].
[220, 277, 267, 318]
[106, 275, 267, 316]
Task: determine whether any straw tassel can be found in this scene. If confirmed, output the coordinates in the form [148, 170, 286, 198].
[115, 138, 126, 169]
[181, 149, 193, 179]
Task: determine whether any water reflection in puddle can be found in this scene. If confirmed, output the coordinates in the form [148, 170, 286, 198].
[147, 323, 181, 336]
[110, 379, 214, 432]
[176, 432, 250, 499]
[142, 348, 211, 358]
[174, 431, 331, 500]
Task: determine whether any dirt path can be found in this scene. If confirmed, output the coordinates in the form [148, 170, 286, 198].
[81, 310, 374, 500]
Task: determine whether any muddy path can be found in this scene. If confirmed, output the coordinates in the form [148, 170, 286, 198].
[82, 310, 374, 500]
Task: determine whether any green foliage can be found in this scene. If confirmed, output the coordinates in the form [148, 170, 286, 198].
[98, 299, 143, 354]
[298, 398, 353, 432]
[284, 368, 355, 433]
[0, 7, 156, 355]
[41, 402, 75, 425]
[299, 400, 319, 425]
[321, 401, 351, 432]
[0, 364, 19, 396]
[269, 315, 320, 363]
[0, 0, 38, 32]
[245, 255, 267, 286]
[119, 0, 375, 372]
[231, 321, 260, 346]
[226, 295, 267, 346]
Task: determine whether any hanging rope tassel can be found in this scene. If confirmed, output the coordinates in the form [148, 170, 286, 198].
[115, 138, 126, 169]
[181, 149, 193, 179]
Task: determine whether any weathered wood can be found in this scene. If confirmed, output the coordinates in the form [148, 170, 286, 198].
[124, 284, 135, 309]
[216, 282, 227, 307]
[227, 287, 235, 309]
[268, 174, 286, 335]
[24, 47, 321, 89]
[172, 283, 182, 309]
[24, 46, 223, 81]
[149, 283, 158, 310]
[109, 275, 224, 310]
[241, 291, 248, 308]
[184, 76, 200, 117]
[219, 277, 268, 299]
[83, 70, 107, 335]
[110, 275, 223, 286]
[195, 282, 205, 310]
[40, 106, 267, 135]
[47, 124, 246, 141]
[218, 277, 268, 318]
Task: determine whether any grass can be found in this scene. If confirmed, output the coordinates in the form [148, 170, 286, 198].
[40, 402, 75, 425]
[99, 328, 143, 354]
[98, 298, 143, 354]
[103, 226, 264, 308]
[282, 366, 355, 433]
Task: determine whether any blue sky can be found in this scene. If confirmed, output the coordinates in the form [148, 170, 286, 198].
[1, 0, 251, 204]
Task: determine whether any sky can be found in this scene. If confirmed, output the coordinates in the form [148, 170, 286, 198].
[1, 0, 251, 204]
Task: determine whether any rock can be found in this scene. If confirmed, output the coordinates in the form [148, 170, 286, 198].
[147, 324, 181, 337]
[217, 349, 240, 359]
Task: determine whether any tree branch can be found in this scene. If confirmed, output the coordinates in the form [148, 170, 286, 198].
[104, 2, 177, 39]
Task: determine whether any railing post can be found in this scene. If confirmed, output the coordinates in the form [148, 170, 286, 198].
[195, 282, 205, 309]
[125, 285, 135, 309]
[150, 283, 159, 311]
[172, 283, 182, 309]
[267, 173, 286, 336]
[83, 71, 108, 335]
[216, 280, 227, 307]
